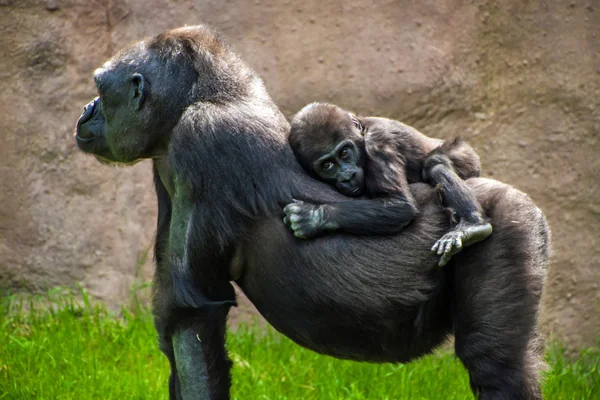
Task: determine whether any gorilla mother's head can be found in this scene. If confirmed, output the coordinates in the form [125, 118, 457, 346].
[75, 26, 264, 164]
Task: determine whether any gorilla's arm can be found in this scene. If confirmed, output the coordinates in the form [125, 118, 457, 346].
[283, 196, 418, 238]
[165, 181, 237, 399]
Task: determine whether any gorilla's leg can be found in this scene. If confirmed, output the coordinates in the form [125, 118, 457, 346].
[172, 307, 232, 400]
[422, 153, 492, 267]
[453, 179, 548, 400]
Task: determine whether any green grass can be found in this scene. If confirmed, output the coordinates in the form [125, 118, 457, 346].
[0, 293, 598, 399]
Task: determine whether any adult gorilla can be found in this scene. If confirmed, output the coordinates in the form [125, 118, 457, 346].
[75, 26, 549, 400]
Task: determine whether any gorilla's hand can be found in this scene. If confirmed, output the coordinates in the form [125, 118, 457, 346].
[283, 200, 325, 239]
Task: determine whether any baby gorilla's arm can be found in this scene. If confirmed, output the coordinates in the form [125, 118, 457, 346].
[283, 197, 418, 239]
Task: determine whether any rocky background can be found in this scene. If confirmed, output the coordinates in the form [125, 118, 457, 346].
[0, 0, 598, 351]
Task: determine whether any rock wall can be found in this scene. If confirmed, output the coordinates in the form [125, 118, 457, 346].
[0, 0, 598, 350]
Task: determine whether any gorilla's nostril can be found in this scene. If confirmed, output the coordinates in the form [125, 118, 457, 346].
[78, 97, 99, 125]
[343, 172, 357, 182]
[76, 97, 100, 140]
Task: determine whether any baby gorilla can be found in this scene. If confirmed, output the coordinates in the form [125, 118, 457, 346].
[285, 103, 492, 266]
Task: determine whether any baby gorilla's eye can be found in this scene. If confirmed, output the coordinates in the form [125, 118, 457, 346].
[322, 161, 334, 171]
[339, 147, 351, 160]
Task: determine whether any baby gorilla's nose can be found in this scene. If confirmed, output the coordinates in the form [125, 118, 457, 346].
[340, 171, 357, 182]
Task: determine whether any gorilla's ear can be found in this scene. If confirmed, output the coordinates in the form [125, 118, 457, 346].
[131, 73, 146, 109]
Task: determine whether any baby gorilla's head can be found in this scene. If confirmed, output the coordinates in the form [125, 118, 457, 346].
[289, 103, 365, 196]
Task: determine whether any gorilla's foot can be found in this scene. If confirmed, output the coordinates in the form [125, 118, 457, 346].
[432, 221, 493, 267]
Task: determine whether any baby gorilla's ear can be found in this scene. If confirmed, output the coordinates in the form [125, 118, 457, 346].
[348, 113, 363, 133]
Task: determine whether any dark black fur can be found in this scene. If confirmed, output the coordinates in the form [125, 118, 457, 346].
[75, 25, 550, 400]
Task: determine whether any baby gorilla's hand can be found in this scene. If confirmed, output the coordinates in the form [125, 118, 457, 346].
[283, 200, 325, 239]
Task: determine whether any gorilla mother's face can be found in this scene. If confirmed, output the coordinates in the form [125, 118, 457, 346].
[75, 44, 162, 164]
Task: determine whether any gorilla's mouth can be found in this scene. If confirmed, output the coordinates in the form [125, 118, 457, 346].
[349, 187, 362, 196]
[75, 97, 100, 141]
[338, 180, 364, 197]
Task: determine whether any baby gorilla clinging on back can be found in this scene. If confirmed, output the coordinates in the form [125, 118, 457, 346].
[284, 103, 493, 266]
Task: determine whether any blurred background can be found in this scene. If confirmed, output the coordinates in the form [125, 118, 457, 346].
[0, 0, 598, 356]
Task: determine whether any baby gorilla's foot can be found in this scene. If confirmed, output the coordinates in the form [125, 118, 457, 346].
[432, 221, 493, 267]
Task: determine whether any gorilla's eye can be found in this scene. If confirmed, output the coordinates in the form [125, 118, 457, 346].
[322, 161, 334, 171]
[340, 147, 351, 160]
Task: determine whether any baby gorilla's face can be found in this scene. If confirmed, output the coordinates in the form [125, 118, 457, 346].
[289, 102, 366, 197]
[312, 139, 365, 197]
